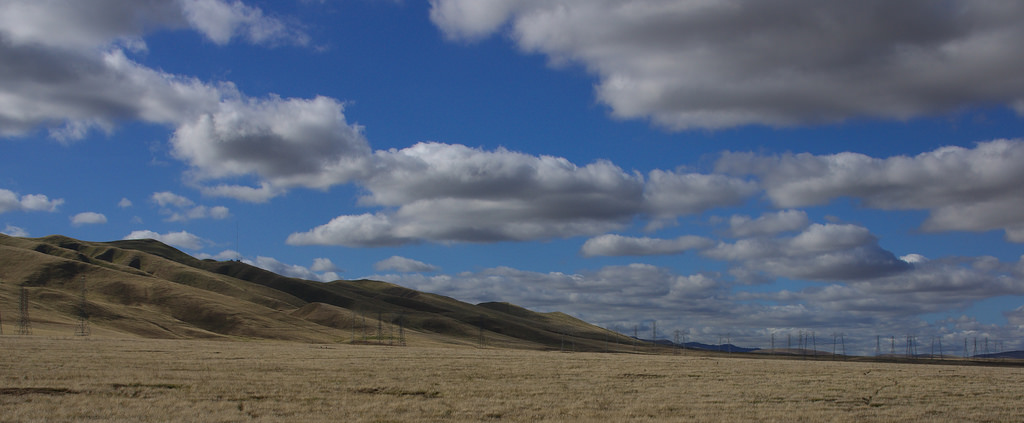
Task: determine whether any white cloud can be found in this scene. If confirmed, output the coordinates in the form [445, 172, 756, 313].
[0, 0, 305, 50]
[0, 0, 313, 145]
[123, 229, 206, 250]
[643, 170, 757, 218]
[1007, 305, 1024, 328]
[118, 197, 133, 208]
[195, 249, 242, 261]
[179, 0, 309, 46]
[152, 191, 194, 208]
[900, 254, 928, 264]
[431, 0, 1024, 130]
[703, 223, 910, 282]
[370, 263, 726, 312]
[71, 212, 107, 226]
[172, 95, 372, 194]
[724, 209, 809, 238]
[0, 44, 223, 141]
[0, 189, 63, 213]
[374, 256, 440, 273]
[166, 205, 230, 222]
[150, 191, 229, 222]
[2, 224, 28, 237]
[311, 257, 340, 273]
[717, 139, 1024, 242]
[289, 142, 755, 246]
[760, 256, 1024, 320]
[199, 183, 282, 203]
[580, 234, 713, 257]
[242, 255, 339, 282]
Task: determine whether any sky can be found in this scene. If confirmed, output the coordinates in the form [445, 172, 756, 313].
[3, 0, 1024, 354]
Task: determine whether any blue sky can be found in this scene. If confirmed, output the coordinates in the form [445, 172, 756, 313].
[3, 0, 1024, 353]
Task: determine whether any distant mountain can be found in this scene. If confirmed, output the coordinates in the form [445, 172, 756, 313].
[974, 351, 1024, 359]
[0, 233, 635, 351]
[644, 338, 761, 353]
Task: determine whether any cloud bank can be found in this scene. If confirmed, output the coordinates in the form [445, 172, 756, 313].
[718, 139, 1024, 242]
[430, 0, 1024, 129]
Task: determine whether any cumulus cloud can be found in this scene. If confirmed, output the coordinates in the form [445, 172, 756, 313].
[123, 229, 206, 250]
[242, 256, 339, 282]
[71, 212, 107, 226]
[1007, 305, 1024, 328]
[311, 257, 340, 273]
[900, 253, 928, 264]
[288, 142, 755, 246]
[117, 198, 133, 208]
[643, 170, 757, 218]
[150, 191, 229, 222]
[581, 234, 713, 257]
[0, 0, 304, 51]
[430, 0, 1024, 130]
[171, 95, 372, 194]
[195, 249, 242, 261]
[374, 256, 440, 273]
[0, 41, 222, 141]
[152, 191, 194, 208]
[717, 139, 1024, 242]
[0, 189, 63, 213]
[199, 183, 282, 204]
[703, 223, 910, 282]
[723, 209, 809, 238]
[371, 263, 727, 313]
[178, 0, 309, 46]
[754, 256, 1024, 321]
[2, 224, 29, 237]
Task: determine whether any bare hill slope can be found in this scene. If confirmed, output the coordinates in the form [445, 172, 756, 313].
[0, 234, 633, 350]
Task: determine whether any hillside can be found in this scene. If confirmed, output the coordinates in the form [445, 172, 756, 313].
[0, 233, 635, 350]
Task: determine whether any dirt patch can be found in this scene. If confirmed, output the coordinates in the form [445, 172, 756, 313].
[0, 387, 79, 396]
[353, 387, 442, 398]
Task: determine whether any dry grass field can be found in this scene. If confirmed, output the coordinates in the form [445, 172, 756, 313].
[2, 336, 1022, 422]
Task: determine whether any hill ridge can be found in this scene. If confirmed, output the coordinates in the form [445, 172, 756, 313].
[0, 233, 635, 351]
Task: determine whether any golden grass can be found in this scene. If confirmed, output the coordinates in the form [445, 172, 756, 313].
[2, 337, 1022, 422]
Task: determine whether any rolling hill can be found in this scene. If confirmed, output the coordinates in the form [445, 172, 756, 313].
[0, 233, 636, 351]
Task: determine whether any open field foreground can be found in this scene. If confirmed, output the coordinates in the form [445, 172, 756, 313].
[2, 337, 1023, 422]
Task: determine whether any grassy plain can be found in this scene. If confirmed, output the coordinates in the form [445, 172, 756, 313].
[2, 336, 1023, 422]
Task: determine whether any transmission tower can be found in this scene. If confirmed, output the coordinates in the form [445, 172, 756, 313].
[377, 312, 383, 344]
[17, 286, 31, 335]
[398, 317, 406, 346]
[832, 333, 838, 358]
[75, 277, 90, 336]
[351, 309, 357, 343]
[0, 276, 4, 335]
